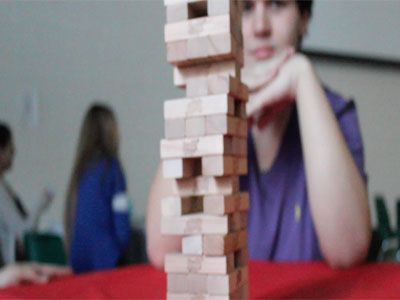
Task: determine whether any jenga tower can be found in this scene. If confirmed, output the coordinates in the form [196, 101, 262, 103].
[160, 0, 249, 298]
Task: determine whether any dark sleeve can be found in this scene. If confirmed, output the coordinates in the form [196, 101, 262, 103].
[336, 100, 368, 183]
[106, 159, 131, 250]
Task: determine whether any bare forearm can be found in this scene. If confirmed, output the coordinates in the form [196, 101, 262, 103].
[145, 163, 181, 269]
[295, 59, 371, 267]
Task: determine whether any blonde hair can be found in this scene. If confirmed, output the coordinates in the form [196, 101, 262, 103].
[64, 103, 120, 250]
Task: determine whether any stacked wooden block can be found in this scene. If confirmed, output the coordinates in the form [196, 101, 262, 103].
[161, 0, 249, 298]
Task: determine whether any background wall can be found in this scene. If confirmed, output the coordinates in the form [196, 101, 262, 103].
[0, 1, 177, 231]
[0, 1, 399, 232]
[303, 0, 400, 61]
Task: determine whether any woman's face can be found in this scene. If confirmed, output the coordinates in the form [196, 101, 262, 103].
[0, 140, 15, 173]
[242, 0, 309, 66]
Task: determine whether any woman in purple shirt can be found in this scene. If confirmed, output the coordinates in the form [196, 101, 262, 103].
[146, 0, 371, 269]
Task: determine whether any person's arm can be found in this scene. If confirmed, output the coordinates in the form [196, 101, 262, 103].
[0, 263, 71, 289]
[146, 163, 181, 269]
[246, 51, 371, 268]
[295, 57, 370, 268]
[0, 181, 52, 233]
[108, 160, 131, 249]
[112, 193, 131, 249]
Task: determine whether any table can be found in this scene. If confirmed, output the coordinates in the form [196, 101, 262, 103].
[1, 260, 400, 299]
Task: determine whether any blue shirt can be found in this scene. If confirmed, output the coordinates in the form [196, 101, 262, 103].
[240, 88, 367, 261]
[70, 157, 131, 273]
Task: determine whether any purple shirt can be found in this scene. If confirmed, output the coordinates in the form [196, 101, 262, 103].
[240, 88, 367, 261]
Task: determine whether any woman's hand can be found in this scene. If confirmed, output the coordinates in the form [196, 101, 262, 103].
[242, 47, 311, 128]
[0, 263, 71, 288]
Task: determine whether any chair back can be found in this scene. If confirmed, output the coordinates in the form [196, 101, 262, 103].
[375, 195, 394, 240]
[24, 231, 67, 265]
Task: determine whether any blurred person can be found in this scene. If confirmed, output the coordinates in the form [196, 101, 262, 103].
[65, 103, 131, 273]
[146, 0, 371, 269]
[0, 122, 53, 265]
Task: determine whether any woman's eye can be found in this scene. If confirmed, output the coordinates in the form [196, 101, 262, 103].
[269, 0, 286, 9]
[242, 0, 254, 12]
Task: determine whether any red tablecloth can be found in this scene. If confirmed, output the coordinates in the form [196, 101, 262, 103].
[1, 260, 400, 299]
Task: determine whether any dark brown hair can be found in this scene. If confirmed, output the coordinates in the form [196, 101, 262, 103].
[0, 122, 12, 148]
[296, 0, 313, 17]
[64, 103, 119, 250]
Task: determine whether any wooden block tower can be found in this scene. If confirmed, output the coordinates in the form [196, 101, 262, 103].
[161, 0, 249, 298]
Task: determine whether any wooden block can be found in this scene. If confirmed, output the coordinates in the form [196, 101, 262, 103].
[231, 137, 247, 156]
[205, 115, 247, 137]
[186, 76, 208, 97]
[203, 230, 247, 256]
[222, 0, 243, 47]
[203, 193, 249, 215]
[174, 175, 239, 196]
[206, 32, 232, 57]
[165, 118, 185, 139]
[181, 232, 249, 257]
[182, 234, 203, 254]
[168, 273, 207, 294]
[164, 94, 235, 120]
[234, 248, 248, 269]
[160, 135, 232, 159]
[186, 73, 248, 98]
[161, 196, 203, 216]
[234, 101, 246, 119]
[173, 60, 240, 88]
[187, 36, 208, 60]
[185, 116, 206, 137]
[209, 32, 242, 66]
[202, 156, 247, 176]
[166, 7, 243, 47]
[164, 15, 231, 43]
[207, 0, 235, 16]
[207, 33, 243, 66]
[163, 158, 200, 179]
[207, 265, 248, 295]
[167, 282, 249, 300]
[167, 265, 248, 296]
[167, 40, 187, 64]
[231, 211, 247, 232]
[165, 252, 235, 274]
[162, 213, 232, 235]
[162, 212, 245, 235]
[207, 75, 248, 101]
[166, 3, 190, 23]
[168, 33, 242, 67]
[234, 282, 249, 300]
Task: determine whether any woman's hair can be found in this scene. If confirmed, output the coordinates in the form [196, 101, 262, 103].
[64, 103, 119, 249]
[0, 122, 12, 149]
[296, 0, 313, 17]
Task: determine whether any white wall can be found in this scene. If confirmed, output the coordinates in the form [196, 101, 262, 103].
[0, 1, 181, 230]
[304, 0, 400, 61]
[0, 1, 399, 232]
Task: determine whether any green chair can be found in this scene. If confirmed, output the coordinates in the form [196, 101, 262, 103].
[375, 195, 395, 240]
[24, 231, 67, 266]
[375, 195, 396, 261]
